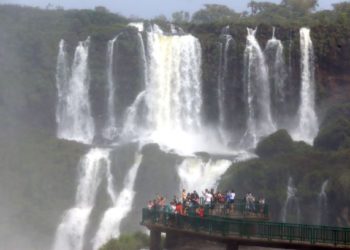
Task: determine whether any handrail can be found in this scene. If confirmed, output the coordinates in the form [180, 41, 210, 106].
[141, 208, 350, 246]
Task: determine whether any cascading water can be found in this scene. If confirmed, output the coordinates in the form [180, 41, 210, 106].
[127, 22, 144, 32]
[265, 28, 287, 125]
[145, 24, 202, 149]
[243, 28, 275, 147]
[177, 158, 232, 194]
[317, 180, 328, 225]
[55, 37, 95, 144]
[122, 91, 146, 138]
[103, 36, 120, 140]
[122, 32, 148, 138]
[56, 39, 69, 136]
[281, 177, 301, 223]
[93, 154, 143, 250]
[52, 148, 111, 250]
[293, 27, 318, 144]
[217, 27, 233, 143]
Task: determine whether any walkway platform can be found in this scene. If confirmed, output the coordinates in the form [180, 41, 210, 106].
[141, 209, 350, 250]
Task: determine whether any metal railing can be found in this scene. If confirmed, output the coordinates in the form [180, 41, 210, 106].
[204, 199, 269, 219]
[142, 208, 350, 246]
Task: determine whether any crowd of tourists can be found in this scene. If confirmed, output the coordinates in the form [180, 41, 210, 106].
[146, 188, 267, 218]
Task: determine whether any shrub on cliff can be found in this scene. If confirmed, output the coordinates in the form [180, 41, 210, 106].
[255, 129, 295, 158]
[314, 117, 350, 151]
[314, 103, 350, 151]
[99, 232, 149, 250]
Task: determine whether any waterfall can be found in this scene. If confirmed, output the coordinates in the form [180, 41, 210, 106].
[138, 32, 149, 90]
[127, 22, 144, 32]
[52, 148, 111, 250]
[56, 39, 69, 137]
[145, 24, 202, 142]
[103, 36, 121, 140]
[265, 28, 287, 125]
[56, 37, 95, 144]
[293, 27, 318, 144]
[177, 158, 231, 194]
[281, 177, 301, 223]
[93, 154, 143, 250]
[317, 180, 328, 225]
[122, 91, 146, 138]
[218, 28, 233, 143]
[243, 28, 275, 147]
[122, 32, 148, 138]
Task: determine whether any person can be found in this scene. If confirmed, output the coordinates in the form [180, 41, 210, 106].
[182, 189, 187, 203]
[193, 190, 200, 205]
[259, 197, 265, 214]
[203, 189, 213, 208]
[147, 200, 153, 210]
[196, 206, 205, 217]
[173, 195, 178, 204]
[175, 202, 183, 215]
[229, 190, 236, 204]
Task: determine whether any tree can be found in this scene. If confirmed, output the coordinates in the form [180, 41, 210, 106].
[281, 0, 318, 15]
[332, 2, 350, 13]
[248, 1, 281, 16]
[192, 4, 239, 24]
[172, 11, 190, 23]
[94, 6, 109, 13]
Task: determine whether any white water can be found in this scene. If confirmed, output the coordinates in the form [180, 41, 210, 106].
[293, 28, 318, 144]
[145, 25, 203, 150]
[56, 39, 69, 138]
[122, 32, 148, 138]
[93, 154, 143, 250]
[128, 22, 144, 32]
[218, 31, 233, 143]
[52, 148, 111, 250]
[103, 36, 120, 140]
[122, 91, 146, 138]
[281, 177, 301, 223]
[56, 37, 95, 144]
[177, 158, 232, 194]
[317, 180, 328, 225]
[243, 28, 275, 147]
[265, 27, 287, 123]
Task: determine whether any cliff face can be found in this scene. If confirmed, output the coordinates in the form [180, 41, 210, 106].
[191, 23, 350, 128]
[1, 6, 350, 134]
[1, 5, 350, 248]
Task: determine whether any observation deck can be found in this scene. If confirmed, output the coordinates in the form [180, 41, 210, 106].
[141, 202, 350, 250]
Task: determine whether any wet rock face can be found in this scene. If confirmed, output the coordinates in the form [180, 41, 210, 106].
[337, 207, 350, 227]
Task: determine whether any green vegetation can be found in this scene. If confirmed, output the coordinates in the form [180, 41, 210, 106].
[220, 103, 350, 225]
[0, 1, 350, 247]
[256, 130, 296, 158]
[99, 232, 149, 250]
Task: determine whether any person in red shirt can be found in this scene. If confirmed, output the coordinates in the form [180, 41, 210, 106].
[175, 202, 183, 215]
[196, 206, 204, 217]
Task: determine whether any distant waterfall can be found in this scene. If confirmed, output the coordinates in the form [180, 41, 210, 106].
[265, 28, 287, 125]
[146, 24, 202, 137]
[93, 154, 143, 250]
[177, 158, 231, 194]
[317, 180, 328, 225]
[103, 36, 120, 140]
[243, 28, 275, 147]
[218, 28, 232, 142]
[56, 37, 95, 144]
[294, 28, 318, 144]
[122, 32, 148, 138]
[52, 148, 111, 250]
[281, 177, 301, 223]
[56, 40, 69, 135]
